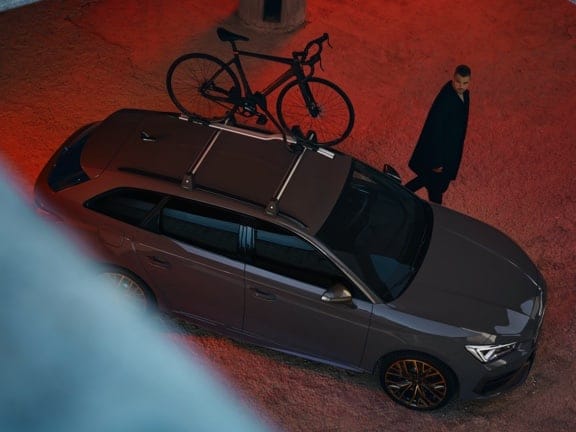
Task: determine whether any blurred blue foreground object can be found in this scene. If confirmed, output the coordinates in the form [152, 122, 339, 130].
[0, 0, 42, 13]
[0, 164, 271, 432]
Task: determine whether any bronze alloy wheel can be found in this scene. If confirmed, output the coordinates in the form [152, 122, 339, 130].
[381, 354, 455, 410]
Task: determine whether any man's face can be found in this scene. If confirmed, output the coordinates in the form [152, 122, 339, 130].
[452, 73, 471, 95]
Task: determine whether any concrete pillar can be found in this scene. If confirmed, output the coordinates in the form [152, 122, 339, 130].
[238, 0, 306, 32]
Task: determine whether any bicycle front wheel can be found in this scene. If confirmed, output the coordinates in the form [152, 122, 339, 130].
[277, 77, 355, 147]
[166, 53, 240, 121]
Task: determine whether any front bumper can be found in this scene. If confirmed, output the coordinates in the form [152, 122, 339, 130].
[457, 302, 544, 401]
[473, 351, 535, 396]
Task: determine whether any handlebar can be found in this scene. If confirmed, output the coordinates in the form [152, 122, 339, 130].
[292, 33, 330, 68]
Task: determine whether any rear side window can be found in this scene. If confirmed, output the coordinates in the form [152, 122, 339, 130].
[85, 188, 164, 226]
[161, 199, 241, 260]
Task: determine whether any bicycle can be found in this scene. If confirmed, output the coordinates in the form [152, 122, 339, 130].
[166, 27, 355, 147]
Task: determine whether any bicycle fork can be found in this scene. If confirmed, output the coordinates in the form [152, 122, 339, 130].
[298, 80, 321, 118]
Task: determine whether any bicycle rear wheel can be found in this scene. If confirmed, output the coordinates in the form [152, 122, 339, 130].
[276, 77, 355, 147]
[166, 53, 240, 121]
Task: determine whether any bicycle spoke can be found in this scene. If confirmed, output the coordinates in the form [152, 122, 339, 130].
[167, 53, 239, 121]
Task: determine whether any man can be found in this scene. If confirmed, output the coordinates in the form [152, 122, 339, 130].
[405, 64, 471, 204]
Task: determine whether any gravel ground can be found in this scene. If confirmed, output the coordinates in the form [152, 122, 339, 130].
[1, 1, 575, 431]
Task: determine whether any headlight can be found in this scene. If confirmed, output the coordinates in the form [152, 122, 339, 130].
[465, 342, 517, 363]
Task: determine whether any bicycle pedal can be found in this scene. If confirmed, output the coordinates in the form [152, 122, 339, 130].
[256, 115, 268, 125]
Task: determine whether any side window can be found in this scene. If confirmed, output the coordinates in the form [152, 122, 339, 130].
[251, 224, 341, 287]
[161, 199, 241, 260]
[253, 229, 333, 284]
[252, 223, 369, 301]
[85, 188, 163, 226]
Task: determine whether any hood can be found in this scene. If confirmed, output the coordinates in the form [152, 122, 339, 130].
[391, 205, 543, 336]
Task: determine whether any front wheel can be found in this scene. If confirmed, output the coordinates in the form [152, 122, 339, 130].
[166, 53, 240, 121]
[276, 77, 355, 147]
[379, 352, 457, 411]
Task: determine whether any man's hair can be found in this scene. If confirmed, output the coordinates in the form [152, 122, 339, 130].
[454, 64, 471, 77]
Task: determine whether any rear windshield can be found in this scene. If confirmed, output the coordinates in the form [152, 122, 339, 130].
[48, 123, 98, 191]
[316, 160, 432, 301]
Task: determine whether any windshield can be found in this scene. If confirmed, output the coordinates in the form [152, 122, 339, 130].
[316, 160, 432, 301]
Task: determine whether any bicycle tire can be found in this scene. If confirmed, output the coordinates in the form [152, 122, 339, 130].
[166, 53, 240, 121]
[276, 77, 355, 147]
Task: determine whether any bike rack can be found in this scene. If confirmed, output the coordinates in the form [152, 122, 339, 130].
[176, 114, 335, 216]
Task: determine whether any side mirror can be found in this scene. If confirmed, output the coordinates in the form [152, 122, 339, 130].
[321, 283, 353, 304]
[382, 164, 401, 183]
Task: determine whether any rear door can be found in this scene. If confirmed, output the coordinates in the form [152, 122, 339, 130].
[243, 221, 373, 368]
[134, 197, 246, 329]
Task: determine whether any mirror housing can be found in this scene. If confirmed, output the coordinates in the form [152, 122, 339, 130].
[321, 283, 353, 304]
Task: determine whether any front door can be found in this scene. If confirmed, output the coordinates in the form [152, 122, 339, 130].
[243, 223, 372, 368]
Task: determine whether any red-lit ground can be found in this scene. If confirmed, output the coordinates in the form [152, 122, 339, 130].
[1, 1, 575, 430]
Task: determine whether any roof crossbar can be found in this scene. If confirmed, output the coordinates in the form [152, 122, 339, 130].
[265, 146, 307, 216]
[176, 114, 336, 216]
[180, 117, 230, 191]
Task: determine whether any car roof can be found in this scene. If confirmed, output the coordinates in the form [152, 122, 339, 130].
[81, 109, 352, 234]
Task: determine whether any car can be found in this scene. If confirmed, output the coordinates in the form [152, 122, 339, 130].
[34, 108, 546, 411]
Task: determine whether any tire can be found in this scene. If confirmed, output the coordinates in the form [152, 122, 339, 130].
[276, 77, 355, 147]
[166, 53, 240, 121]
[379, 352, 457, 411]
[100, 267, 156, 310]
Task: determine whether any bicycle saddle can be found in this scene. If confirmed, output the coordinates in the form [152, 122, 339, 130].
[217, 27, 249, 43]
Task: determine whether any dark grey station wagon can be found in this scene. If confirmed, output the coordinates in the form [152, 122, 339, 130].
[34, 109, 546, 410]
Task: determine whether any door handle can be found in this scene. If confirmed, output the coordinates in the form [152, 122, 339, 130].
[251, 288, 276, 301]
[146, 255, 171, 269]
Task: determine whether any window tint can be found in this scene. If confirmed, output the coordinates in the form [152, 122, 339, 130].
[252, 224, 367, 300]
[161, 199, 241, 259]
[86, 188, 163, 226]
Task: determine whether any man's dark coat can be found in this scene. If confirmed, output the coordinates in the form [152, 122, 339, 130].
[409, 81, 470, 180]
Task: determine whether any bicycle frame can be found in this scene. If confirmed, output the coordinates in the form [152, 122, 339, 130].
[224, 49, 308, 100]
